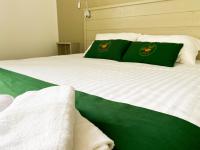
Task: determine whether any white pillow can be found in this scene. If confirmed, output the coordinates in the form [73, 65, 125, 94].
[95, 32, 141, 41]
[137, 35, 200, 65]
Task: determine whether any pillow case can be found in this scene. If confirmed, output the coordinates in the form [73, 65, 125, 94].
[95, 32, 141, 41]
[85, 39, 131, 61]
[83, 41, 94, 56]
[84, 32, 141, 57]
[122, 42, 183, 67]
[137, 35, 200, 65]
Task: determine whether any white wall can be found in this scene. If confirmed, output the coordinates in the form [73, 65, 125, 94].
[0, 0, 58, 60]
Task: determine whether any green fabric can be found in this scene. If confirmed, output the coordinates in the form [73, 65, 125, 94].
[76, 92, 200, 150]
[0, 68, 200, 150]
[0, 69, 55, 97]
[122, 42, 183, 67]
[85, 40, 131, 61]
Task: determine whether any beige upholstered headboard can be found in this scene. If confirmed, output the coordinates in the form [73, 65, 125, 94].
[84, 0, 200, 59]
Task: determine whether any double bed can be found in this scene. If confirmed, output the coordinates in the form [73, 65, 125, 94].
[1, 0, 200, 149]
[0, 53, 200, 149]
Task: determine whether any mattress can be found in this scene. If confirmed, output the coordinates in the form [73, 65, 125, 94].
[1, 68, 200, 150]
[0, 54, 200, 128]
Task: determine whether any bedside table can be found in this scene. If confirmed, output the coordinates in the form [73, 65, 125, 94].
[57, 42, 80, 55]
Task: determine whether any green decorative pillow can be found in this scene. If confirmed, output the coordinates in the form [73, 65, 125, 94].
[122, 42, 183, 67]
[84, 40, 131, 61]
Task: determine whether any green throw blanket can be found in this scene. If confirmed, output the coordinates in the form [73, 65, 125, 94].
[0, 68, 200, 150]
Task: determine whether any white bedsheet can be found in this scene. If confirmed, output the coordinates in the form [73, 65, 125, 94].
[0, 54, 200, 127]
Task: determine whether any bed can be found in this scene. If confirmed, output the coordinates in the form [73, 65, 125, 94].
[1, 0, 200, 149]
[0, 54, 200, 150]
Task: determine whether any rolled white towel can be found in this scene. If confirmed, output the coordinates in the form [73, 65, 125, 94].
[0, 88, 114, 150]
[0, 86, 76, 150]
[74, 111, 114, 150]
[0, 95, 13, 112]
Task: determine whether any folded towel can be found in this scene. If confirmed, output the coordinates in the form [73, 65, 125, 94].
[74, 111, 114, 150]
[0, 86, 114, 150]
[0, 95, 13, 112]
[0, 86, 75, 150]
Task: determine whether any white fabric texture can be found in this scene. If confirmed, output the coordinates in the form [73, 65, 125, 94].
[0, 86, 114, 150]
[0, 86, 75, 150]
[0, 54, 200, 128]
[137, 34, 200, 65]
[0, 95, 13, 112]
[75, 111, 114, 150]
[95, 32, 141, 41]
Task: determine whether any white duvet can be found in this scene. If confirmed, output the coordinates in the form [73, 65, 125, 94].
[0, 86, 114, 150]
[0, 54, 200, 127]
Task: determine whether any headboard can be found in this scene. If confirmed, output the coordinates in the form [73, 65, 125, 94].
[84, 0, 200, 59]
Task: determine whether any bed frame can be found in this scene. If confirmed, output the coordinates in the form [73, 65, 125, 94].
[84, 0, 200, 60]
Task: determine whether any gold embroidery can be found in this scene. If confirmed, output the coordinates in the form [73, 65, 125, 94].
[100, 43, 109, 49]
[98, 41, 111, 52]
[139, 44, 157, 56]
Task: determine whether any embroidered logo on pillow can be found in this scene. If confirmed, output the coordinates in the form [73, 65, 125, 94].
[98, 41, 111, 52]
[139, 44, 157, 56]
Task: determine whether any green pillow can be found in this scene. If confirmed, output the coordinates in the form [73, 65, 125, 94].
[85, 40, 131, 61]
[122, 42, 183, 67]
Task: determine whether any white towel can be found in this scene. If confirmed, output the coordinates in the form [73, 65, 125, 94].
[74, 111, 114, 150]
[0, 86, 75, 150]
[0, 86, 114, 150]
[0, 95, 13, 112]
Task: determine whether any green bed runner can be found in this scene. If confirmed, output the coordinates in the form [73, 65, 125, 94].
[0, 68, 200, 150]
